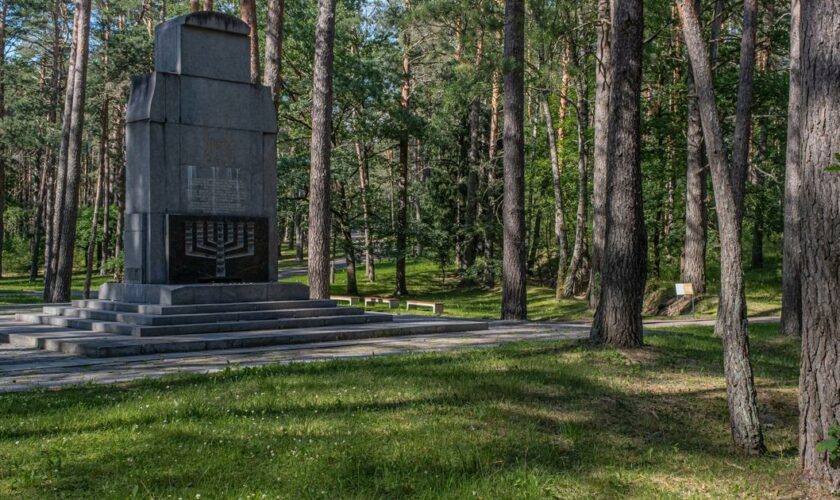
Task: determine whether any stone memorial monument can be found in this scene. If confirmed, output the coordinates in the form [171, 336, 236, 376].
[126, 12, 277, 285]
[100, 11, 298, 302]
[8, 12, 486, 358]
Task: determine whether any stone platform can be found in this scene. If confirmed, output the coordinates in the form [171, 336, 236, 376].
[8, 283, 489, 358]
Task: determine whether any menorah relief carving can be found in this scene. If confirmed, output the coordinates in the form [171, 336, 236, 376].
[184, 220, 255, 279]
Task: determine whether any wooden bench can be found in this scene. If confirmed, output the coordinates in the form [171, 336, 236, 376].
[364, 296, 400, 309]
[406, 300, 444, 315]
[331, 295, 362, 306]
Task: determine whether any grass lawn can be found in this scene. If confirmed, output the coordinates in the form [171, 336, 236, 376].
[0, 323, 801, 498]
[281, 257, 781, 321]
[0, 273, 111, 304]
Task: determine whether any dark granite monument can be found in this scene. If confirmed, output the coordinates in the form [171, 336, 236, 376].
[124, 12, 277, 285]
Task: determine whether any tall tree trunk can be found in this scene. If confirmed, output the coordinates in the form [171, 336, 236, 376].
[52, 0, 92, 303]
[589, 0, 611, 310]
[191, 1, 199, 13]
[46, 4, 80, 300]
[240, 0, 260, 84]
[99, 145, 110, 274]
[336, 182, 358, 295]
[395, 7, 411, 297]
[527, 209, 542, 272]
[483, 65, 501, 288]
[562, 71, 591, 298]
[203, 0, 212, 11]
[355, 141, 375, 282]
[83, 128, 106, 299]
[677, 0, 765, 456]
[501, 0, 526, 320]
[0, 0, 6, 279]
[731, 0, 758, 221]
[780, 0, 802, 337]
[307, 0, 337, 299]
[111, 107, 125, 271]
[264, 0, 285, 110]
[30, 155, 51, 281]
[540, 87, 566, 294]
[464, 35, 484, 268]
[294, 209, 303, 261]
[798, 0, 840, 490]
[590, 0, 646, 348]
[681, 0, 707, 295]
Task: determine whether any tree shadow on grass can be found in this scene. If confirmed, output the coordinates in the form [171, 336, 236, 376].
[0, 326, 800, 497]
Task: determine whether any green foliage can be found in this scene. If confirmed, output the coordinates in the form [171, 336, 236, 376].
[826, 153, 840, 172]
[815, 424, 840, 461]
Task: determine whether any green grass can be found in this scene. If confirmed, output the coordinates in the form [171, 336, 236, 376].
[282, 257, 780, 321]
[281, 258, 591, 320]
[0, 273, 111, 304]
[0, 323, 802, 498]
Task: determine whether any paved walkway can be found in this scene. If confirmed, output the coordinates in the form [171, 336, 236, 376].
[0, 314, 779, 393]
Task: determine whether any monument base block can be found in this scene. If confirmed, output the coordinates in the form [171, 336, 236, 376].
[99, 282, 309, 305]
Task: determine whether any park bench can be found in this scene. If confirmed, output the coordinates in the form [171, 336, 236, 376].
[406, 300, 444, 315]
[331, 295, 362, 306]
[364, 296, 400, 309]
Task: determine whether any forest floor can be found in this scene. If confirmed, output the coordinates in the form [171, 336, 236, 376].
[0, 322, 805, 497]
[279, 257, 783, 321]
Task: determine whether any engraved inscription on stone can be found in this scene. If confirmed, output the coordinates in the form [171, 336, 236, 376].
[185, 165, 245, 212]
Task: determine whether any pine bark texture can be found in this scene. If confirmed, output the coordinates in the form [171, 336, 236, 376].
[264, 0, 285, 110]
[46, 6, 80, 300]
[780, 0, 802, 337]
[590, 0, 646, 347]
[307, 0, 337, 299]
[501, 0, 526, 320]
[562, 72, 590, 298]
[548, 50, 569, 295]
[239, 0, 259, 84]
[52, 0, 92, 303]
[540, 90, 565, 276]
[589, 0, 610, 310]
[83, 133, 105, 299]
[798, 0, 840, 489]
[677, 0, 765, 456]
[731, 0, 758, 221]
[681, 0, 707, 295]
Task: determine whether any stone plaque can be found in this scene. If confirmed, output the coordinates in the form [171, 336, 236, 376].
[185, 165, 246, 213]
[167, 214, 269, 283]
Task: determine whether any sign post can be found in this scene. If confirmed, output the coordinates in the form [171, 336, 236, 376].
[675, 283, 696, 318]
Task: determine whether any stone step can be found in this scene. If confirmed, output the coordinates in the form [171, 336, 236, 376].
[72, 306, 364, 326]
[71, 299, 338, 315]
[42, 306, 82, 316]
[16, 311, 392, 337]
[130, 312, 394, 337]
[15, 314, 135, 335]
[24, 320, 490, 357]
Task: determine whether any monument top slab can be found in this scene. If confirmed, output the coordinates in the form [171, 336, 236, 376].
[154, 12, 251, 83]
